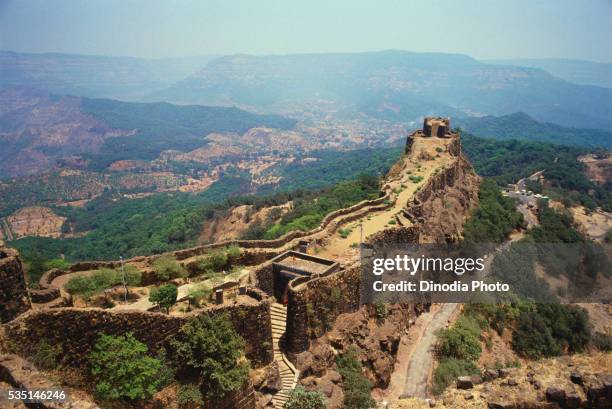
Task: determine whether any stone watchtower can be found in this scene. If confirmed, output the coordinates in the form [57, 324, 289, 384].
[405, 116, 459, 153]
[0, 247, 31, 323]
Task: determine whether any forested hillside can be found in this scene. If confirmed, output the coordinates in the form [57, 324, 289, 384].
[457, 112, 612, 149]
[0, 87, 296, 177]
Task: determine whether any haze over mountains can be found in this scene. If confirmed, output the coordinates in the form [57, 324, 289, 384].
[2, 50, 611, 131]
[155, 50, 612, 129]
[484, 58, 612, 88]
[1, 49, 611, 183]
[0, 50, 217, 100]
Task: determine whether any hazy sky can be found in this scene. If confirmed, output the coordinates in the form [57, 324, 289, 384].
[1, 0, 610, 62]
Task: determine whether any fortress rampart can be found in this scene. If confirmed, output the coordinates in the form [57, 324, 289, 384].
[3, 287, 273, 369]
[0, 116, 482, 407]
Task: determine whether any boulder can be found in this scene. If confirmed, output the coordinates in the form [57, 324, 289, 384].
[506, 378, 518, 387]
[484, 369, 499, 381]
[545, 387, 566, 403]
[457, 376, 474, 389]
[252, 362, 282, 394]
[564, 392, 582, 409]
[569, 372, 583, 385]
[487, 400, 515, 409]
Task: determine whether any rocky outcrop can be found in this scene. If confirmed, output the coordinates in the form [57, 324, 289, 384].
[0, 248, 30, 323]
[403, 154, 480, 242]
[0, 354, 100, 409]
[392, 353, 612, 409]
[295, 303, 427, 397]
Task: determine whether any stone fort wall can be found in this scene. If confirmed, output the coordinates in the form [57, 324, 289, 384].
[282, 144, 479, 354]
[3, 287, 274, 369]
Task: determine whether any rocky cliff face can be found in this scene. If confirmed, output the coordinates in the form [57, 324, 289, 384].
[287, 304, 428, 409]
[0, 247, 30, 323]
[403, 154, 480, 243]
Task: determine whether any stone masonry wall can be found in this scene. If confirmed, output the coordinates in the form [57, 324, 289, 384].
[285, 265, 361, 353]
[0, 248, 30, 324]
[284, 145, 479, 354]
[3, 288, 273, 369]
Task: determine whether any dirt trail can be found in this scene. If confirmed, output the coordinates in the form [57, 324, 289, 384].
[317, 151, 452, 260]
[401, 303, 459, 398]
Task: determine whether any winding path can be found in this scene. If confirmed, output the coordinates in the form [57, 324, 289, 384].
[402, 303, 459, 398]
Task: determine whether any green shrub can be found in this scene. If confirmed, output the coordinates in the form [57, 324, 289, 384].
[592, 332, 612, 351]
[43, 258, 71, 271]
[433, 358, 480, 395]
[436, 316, 482, 362]
[64, 266, 141, 300]
[170, 313, 250, 399]
[30, 339, 61, 370]
[187, 284, 212, 307]
[194, 248, 232, 273]
[153, 255, 187, 281]
[226, 245, 241, 260]
[375, 303, 388, 320]
[89, 333, 162, 401]
[338, 228, 352, 239]
[512, 304, 590, 358]
[177, 384, 203, 406]
[409, 175, 424, 183]
[149, 284, 178, 313]
[336, 348, 375, 409]
[512, 310, 560, 359]
[284, 386, 326, 409]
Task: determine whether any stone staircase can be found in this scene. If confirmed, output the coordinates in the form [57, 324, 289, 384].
[270, 303, 299, 409]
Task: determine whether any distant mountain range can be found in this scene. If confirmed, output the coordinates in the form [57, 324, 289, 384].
[2, 50, 611, 132]
[484, 58, 612, 89]
[0, 50, 218, 100]
[0, 87, 295, 178]
[456, 112, 612, 149]
[153, 50, 612, 130]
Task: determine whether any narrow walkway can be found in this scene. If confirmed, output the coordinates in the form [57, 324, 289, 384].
[402, 303, 459, 398]
[270, 303, 299, 408]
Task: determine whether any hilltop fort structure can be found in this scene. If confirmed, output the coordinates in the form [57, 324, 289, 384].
[405, 116, 460, 156]
[0, 117, 487, 409]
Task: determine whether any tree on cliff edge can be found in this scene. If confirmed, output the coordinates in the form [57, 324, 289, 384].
[170, 313, 250, 399]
